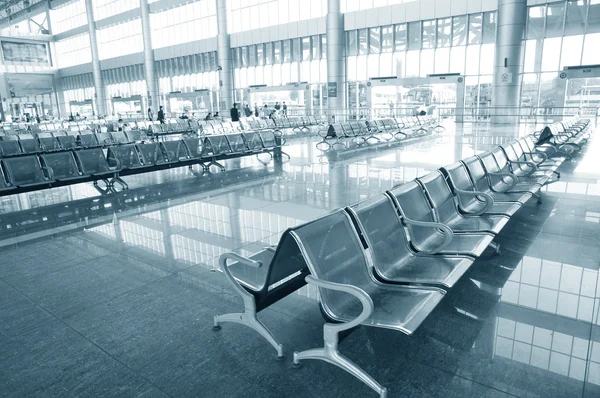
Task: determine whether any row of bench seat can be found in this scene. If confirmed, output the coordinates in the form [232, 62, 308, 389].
[0, 130, 148, 157]
[534, 118, 591, 157]
[212, 116, 591, 397]
[0, 131, 285, 196]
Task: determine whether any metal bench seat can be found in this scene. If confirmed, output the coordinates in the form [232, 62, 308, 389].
[203, 135, 232, 156]
[37, 133, 61, 151]
[136, 143, 167, 166]
[18, 136, 40, 154]
[348, 195, 473, 287]
[160, 140, 188, 162]
[479, 150, 547, 194]
[56, 135, 78, 150]
[40, 152, 82, 181]
[0, 140, 22, 156]
[388, 182, 495, 257]
[107, 144, 144, 170]
[442, 162, 522, 217]
[290, 210, 445, 397]
[111, 131, 130, 145]
[461, 156, 533, 204]
[506, 142, 558, 173]
[242, 132, 265, 152]
[226, 133, 249, 154]
[0, 166, 13, 192]
[77, 133, 100, 148]
[417, 171, 509, 235]
[182, 138, 202, 159]
[74, 148, 118, 177]
[2, 155, 53, 187]
[499, 144, 554, 180]
[517, 138, 564, 167]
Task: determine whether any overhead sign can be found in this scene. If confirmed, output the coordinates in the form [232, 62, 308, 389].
[327, 82, 337, 98]
[5, 73, 53, 98]
[1, 41, 50, 66]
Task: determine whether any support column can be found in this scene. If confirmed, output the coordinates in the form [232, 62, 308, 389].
[491, 0, 527, 124]
[84, 0, 107, 116]
[326, 0, 346, 122]
[216, 0, 234, 113]
[140, 0, 160, 116]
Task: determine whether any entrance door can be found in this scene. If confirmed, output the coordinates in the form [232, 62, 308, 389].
[566, 77, 600, 109]
[248, 86, 309, 116]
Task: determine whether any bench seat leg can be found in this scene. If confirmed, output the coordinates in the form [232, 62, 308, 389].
[213, 311, 284, 360]
[293, 342, 387, 397]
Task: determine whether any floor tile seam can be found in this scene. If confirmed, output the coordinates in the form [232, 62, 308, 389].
[0, 275, 176, 398]
[581, 269, 600, 398]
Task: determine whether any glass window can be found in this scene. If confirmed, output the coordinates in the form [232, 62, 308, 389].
[589, 0, 600, 33]
[283, 40, 291, 63]
[367, 54, 379, 78]
[452, 16, 467, 46]
[406, 50, 419, 77]
[293, 38, 301, 62]
[565, 0, 587, 36]
[321, 35, 327, 58]
[97, 19, 143, 60]
[420, 49, 434, 76]
[468, 14, 482, 45]
[479, 43, 494, 75]
[546, 2, 565, 37]
[394, 52, 406, 78]
[241, 46, 248, 67]
[302, 37, 311, 61]
[50, 0, 87, 35]
[312, 35, 320, 60]
[582, 32, 600, 64]
[265, 42, 273, 65]
[541, 37, 562, 71]
[408, 22, 421, 51]
[560, 35, 584, 69]
[465, 45, 480, 75]
[521, 73, 539, 108]
[257, 44, 264, 66]
[381, 25, 393, 52]
[394, 24, 406, 51]
[437, 18, 452, 48]
[523, 39, 538, 73]
[357, 55, 367, 80]
[450, 46, 466, 74]
[347, 56, 357, 81]
[422, 20, 436, 49]
[482, 11, 496, 44]
[434, 47, 450, 74]
[369, 27, 381, 54]
[347, 30, 358, 56]
[358, 29, 368, 54]
[232, 48, 239, 68]
[527, 6, 545, 39]
[380, 52, 393, 76]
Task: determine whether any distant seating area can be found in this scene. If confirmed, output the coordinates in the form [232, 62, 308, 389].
[213, 115, 592, 397]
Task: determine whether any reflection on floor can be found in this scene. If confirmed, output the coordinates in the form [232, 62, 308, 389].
[0, 121, 599, 397]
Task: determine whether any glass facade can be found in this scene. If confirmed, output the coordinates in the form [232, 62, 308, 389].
[97, 19, 144, 60]
[150, 0, 217, 48]
[55, 34, 92, 68]
[93, 0, 139, 21]
[49, 0, 87, 35]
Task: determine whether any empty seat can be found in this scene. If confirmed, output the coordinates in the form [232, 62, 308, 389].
[136, 143, 167, 166]
[160, 140, 188, 162]
[242, 132, 265, 152]
[74, 148, 117, 177]
[348, 195, 473, 287]
[461, 156, 532, 204]
[226, 134, 248, 153]
[479, 150, 545, 193]
[37, 133, 61, 151]
[203, 135, 231, 156]
[0, 166, 12, 192]
[417, 171, 509, 235]
[56, 135, 77, 150]
[290, 210, 444, 396]
[182, 138, 203, 159]
[2, 155, 52, 187]
[388, 182, 494, 257]
[77, 134, 100, 148]
[111, 131, 130, 145]
[107, 145, 144, 170]
[442, 162, 522, 217]
[18, 136, 39, 154]
[0, 140, 22, 156]
[95, 132, 114, 146]
[259, 131, 278, 148]
[40, 152, 81, 181]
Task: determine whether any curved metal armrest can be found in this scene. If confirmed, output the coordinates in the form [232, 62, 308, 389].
[43, 165, 55, 180]
[535, 145, 556, 156]
[524, 151, 548, 162]
[305, 275, 373, 336]
[111, 158, 123, 171]
[217, 252, 264, 301]
[509, 160, 537, 174]
[402, 217, 453, 254]
[488, 172, 518, 189]
[454, 188, 493, 216]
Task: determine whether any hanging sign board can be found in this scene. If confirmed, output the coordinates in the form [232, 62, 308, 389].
[327, 82, 337, 98]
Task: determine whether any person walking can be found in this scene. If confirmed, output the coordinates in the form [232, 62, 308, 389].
[254, 103, 259, 117]
[157, 106, 165, 124]
[282, 101, 287, 115]
[147, 107, 154, 121]
[230, 103, 240, 122]
[274, 102, 281, 111]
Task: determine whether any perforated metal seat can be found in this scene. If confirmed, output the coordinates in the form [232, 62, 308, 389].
[37, 134, 61, 151]
[40, 152, 81, 181]
[226, 134, 248, 154]
[18, 137, 39, 154]
[107, 145, 144, 170]
[2, 155, 52, 187]
[478, 150, 545, 193]
[95, 132, 114, 146]
[348, 195, 473, 287]
[462, 156, 532, 204]
[0, 140, 22, 156]
[160, 140, 187, 162]
[388, 182, 495, 257]
[418, 171, 509, 235]
[135, 143, 165, 165]
[78, 133, 99, 148]
[203, 135, 232, 156]
[259, 131, 278, 148]
[182, 138, 202, 159]
[290, 210, 444, 397]
[111, 131, 130, 145]
[74, 148, 116, 177]
[442, 162, 522, 217]
[242, 132, 264, 152]
[0, 165, 13, 192]
[492, 147, 552, 183]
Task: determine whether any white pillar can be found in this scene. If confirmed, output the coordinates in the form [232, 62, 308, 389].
[326, 0, 346, 121]
[140, 0, 160, 116]
[84, 0, 107, 116]
[216, 0, 234, 113]
[491, 0, 527, 124]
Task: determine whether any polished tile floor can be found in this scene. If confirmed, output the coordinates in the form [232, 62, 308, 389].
[0, 120, 599, 397]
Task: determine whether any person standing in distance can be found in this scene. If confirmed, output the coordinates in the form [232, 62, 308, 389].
[157, 106, 165, 124]
[230, 103, 240, 122]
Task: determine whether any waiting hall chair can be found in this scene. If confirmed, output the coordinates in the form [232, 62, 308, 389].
[347, 195, 473, 287]
[289, 210, 445, 398]
[40, 152, 82, 182]
[1, 155, 53, 188]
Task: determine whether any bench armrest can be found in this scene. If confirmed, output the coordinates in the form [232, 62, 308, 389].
[488, 172, 518, 190]
[453, 188, 494, 216]
[523, 151, 548, 162]
[218, 252, 264, 305]
[305, 275, 373, 337]
[402, 217, 454, 254]
[508, 160, 537, 176]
